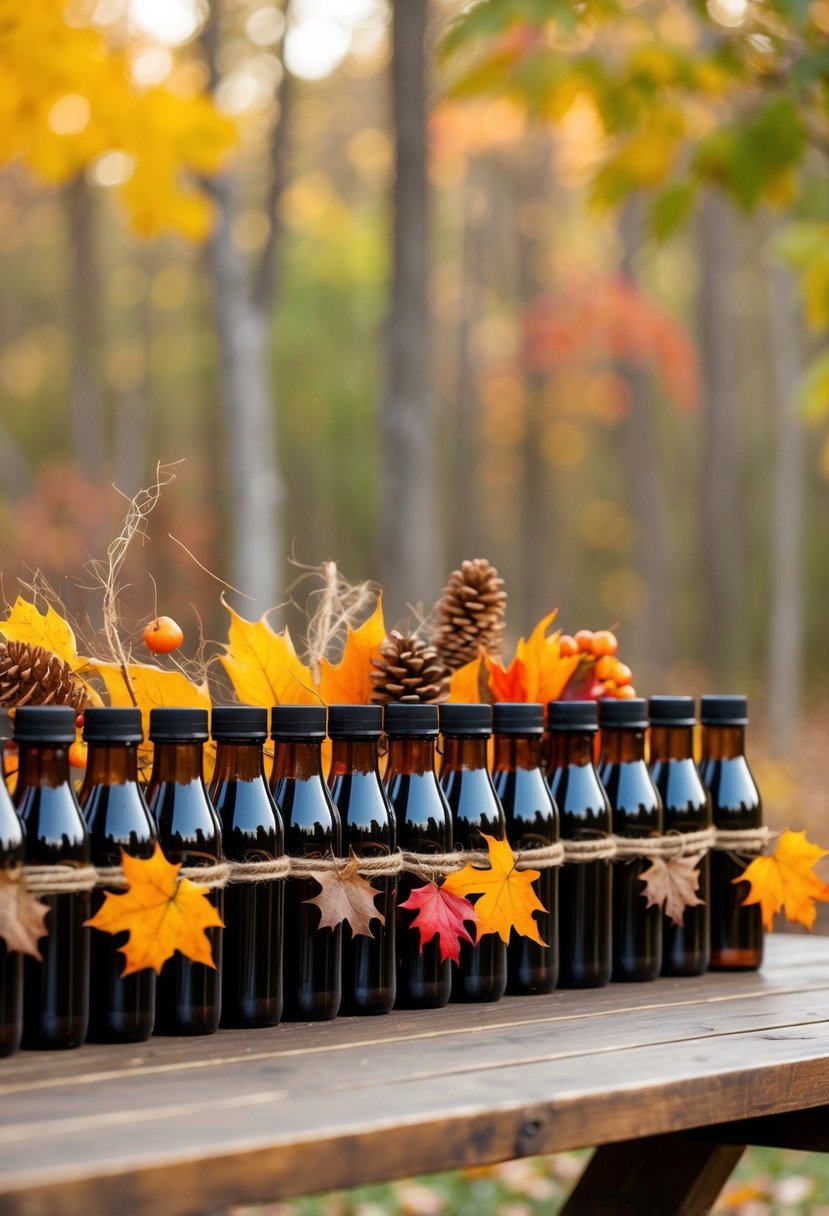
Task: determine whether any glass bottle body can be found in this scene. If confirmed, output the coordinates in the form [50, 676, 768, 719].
[328, 739, 396, 1015]
[80, 744, 157, 1042]
[0, 777, 23, 1056]
[650, 726, 711, 976]
[548, 733, 612, 989]
[700, 725, 763, 971]
[148, 743, 223, 1035]
[385, 737, 453, 1009]
[493, 735, 558, 995]
[210, 742, 284, 1028]
[15, 744, 90, 1049]
[271, 742, 341, 1021]
[440, 736, 506, 1003]
[600, 730, 663, 982]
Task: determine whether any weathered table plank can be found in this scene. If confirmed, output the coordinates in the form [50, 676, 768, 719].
[1, 934, 827, 1216]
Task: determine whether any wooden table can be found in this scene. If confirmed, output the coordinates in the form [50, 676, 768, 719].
[3, 934, 829, 1216]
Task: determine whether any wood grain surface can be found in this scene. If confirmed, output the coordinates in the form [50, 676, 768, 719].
[1, 934, 827, 1215]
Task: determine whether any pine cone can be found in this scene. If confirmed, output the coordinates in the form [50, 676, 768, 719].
[370, 631, 449, 705]
[432, 557, 507, 671]
[0, 641, 90, 714]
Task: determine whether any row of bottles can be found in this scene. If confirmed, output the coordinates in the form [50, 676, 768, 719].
[0, 691, 761, 1056]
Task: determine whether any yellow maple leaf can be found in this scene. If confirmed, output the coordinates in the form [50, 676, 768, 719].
[92, 660, 211, 737]
[221, 601, 318, 709]
[737, 829, 829, 932]
[442, 833, 546, 945]
[86, 844, 223, 975]
[0, 596, 82, 669]
[318, 598, 385, 705]
[448, 653, 484, 703]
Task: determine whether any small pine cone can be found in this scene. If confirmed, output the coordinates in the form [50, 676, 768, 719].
[432, 557, 507, 671]
[370, 630, 449, 705]
[0, 641, 90, 714]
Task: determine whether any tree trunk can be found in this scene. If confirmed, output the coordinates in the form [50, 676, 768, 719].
[65, 173, 105, 477]
[379, 0, 440, 620]
[767, 259, 804, 751]
[698, 191, 745, 682]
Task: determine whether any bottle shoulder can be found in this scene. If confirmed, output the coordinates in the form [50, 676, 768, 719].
[15, 783, 89, 860]
[148, 778, 221, 846]
[699, 756, 761, 821]
[0, 784, 23, 860]
[601, 760, 662, 820]
[82, 782, 157, 853]
[650, 757, 710, 822]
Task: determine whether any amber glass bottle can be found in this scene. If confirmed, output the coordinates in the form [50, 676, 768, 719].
[0, 707, 11, 792]
[439, 703, 506, 1004]
[700, 695, 763, 971]
[599, 698, 663, 982]
[327, 704, 396, 1015]
[147, 708, 223, 1036]
[0, 708, 23, 1057]
[210, 706, 284, 1028]
[270, 705, 341, 1021]
[649, 696, 711, 977]
[492, 702, 558, 995]
[80, 708, 156, 1042]
[14, 706, 90, 1049]
[384, 702, 453, 1009]
[547, 701, 612, 989]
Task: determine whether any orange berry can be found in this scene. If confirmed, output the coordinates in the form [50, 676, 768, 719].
[592, 630, 618, 657]
[594, 656, 616, 681]
[69, 739, 88, 769]
[616, 685, 636, 700]
[558, 634, 579, 657]
[574, 629, 595, 653]
[603, 680, 617, 694]
[143, 615, 184, 655]
[615, 662, 633, 687]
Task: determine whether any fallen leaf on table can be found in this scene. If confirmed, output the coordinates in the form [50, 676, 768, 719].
[442, 833, 546, 945]
[737, 828, 829, 931]
[303, 851, 385, 937]
[639, 853, 705, 927]
[86, 844, 223, 975]
[0, 869, 50, 959]
[399, 881, 477, 963]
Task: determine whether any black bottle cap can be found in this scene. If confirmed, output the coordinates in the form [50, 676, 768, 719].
[547, 700, 598, 733]
[700, 695, 749, 726]
[83, 707, 144, 744]
[492, 702, 544, 736]
[270, 704, 326, 740]
[13, 705, 77, 744]
[648, 696, 696, 726]
[599, 698, 649, 730]
[327, 705, 383, 738]
[148, 707, 209, 743]
[439, 703, 492, 737]
[0, 708, 10, 741]
[211, 705, 268, 740]
[384, 702, 439, 736]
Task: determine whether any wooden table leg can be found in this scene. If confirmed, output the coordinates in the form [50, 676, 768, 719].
[561, 1133, 745, 1216]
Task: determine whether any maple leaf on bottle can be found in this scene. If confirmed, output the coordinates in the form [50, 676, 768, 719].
[86, 844, 224, 976]
[736, 829, 829, 932]
[398, 882, 478, 963]
[0, 869, 50, 960]
[303, 851, 385, 937]
[639, 854, 705, 927]
[442, 833, 547, 945]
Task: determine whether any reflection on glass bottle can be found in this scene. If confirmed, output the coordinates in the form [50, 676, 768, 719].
[0, 707, 23, 1057]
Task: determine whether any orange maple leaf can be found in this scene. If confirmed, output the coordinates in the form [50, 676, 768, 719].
[221, 599, 318, 707]
[485, 610, 580, 704]
[86, 844, 224, 975]
[318, 599, 386, 705]
[448, 653, 485, 703]
[737, 829, 829, 932]
[442, 833, 547, 945]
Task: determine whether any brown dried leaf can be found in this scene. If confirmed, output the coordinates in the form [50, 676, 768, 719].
[639, 852, 705, 927]
[303, 850, 385, 938]
[0, 868, 50, 959]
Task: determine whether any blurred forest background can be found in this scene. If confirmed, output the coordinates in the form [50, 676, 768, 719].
[1, 0, 828, 784]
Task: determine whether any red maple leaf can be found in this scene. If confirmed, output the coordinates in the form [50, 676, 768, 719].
[399, 882, 478, 964]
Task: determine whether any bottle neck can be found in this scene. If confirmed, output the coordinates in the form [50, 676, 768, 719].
[649, 725, 694, 761]
[386, 735, 437, 775]
[601, 728, 646, 765]
[492, 734, 542, 771]
[16, 743, 71, 789]
[83, 743, 140, 787]
[548, 731, 595, 769]
[329, 738, 379, 778]
[213, 740, 265, 782]
[701, 724, 745, 761]
[441, 735, 489, 772]
[149, 742, 204, 784]
[271, 740, 323, 782]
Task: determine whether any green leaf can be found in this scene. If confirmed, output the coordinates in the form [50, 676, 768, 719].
[650, 179, 698, 240]
[770, 222, 829, 270]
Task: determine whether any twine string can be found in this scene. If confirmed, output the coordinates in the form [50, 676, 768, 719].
[562, 837, 618, 863]
[22, 864, 99, 895]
